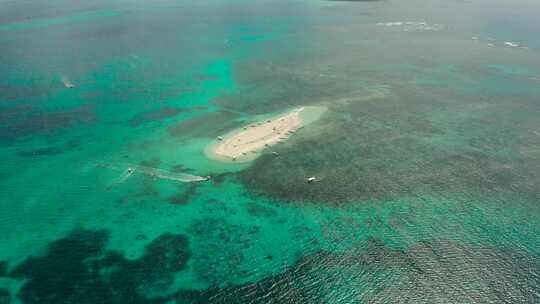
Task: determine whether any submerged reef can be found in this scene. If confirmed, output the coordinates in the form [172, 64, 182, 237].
[240, 85, 540, 205]
[5, 229, 538, 303]
[8, 229, 190, 304]
[128, 107, 193, 127]
[0, 104, 96, 143]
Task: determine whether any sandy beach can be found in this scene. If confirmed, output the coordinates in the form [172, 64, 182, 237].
[207, 106, 325, 162]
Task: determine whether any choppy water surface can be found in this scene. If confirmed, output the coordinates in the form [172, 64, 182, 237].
[1, 0, 539, 303]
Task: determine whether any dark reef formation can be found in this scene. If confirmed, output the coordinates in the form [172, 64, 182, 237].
[239, 87, 540, 205]
[0, 288, 10, 304]
[167, 110, 242, 139]
[128, 107, 193, 127]
[169, 183, 199, 205]
[16, 139, 81, 158]
[0, 261, 7, 276]
[8, 229, 190, 304]
[4, 229, 538, 303]
[0, 104, 96, 143]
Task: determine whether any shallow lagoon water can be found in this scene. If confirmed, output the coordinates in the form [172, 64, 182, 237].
[0, 0, 539, 303]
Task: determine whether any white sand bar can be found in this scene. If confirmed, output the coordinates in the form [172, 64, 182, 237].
[207, 106, 325, 162]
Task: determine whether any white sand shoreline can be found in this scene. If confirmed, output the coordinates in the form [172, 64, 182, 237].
[205, 106, 326, 162]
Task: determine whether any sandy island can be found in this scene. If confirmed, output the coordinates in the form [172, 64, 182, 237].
[206, 106, 325, 162]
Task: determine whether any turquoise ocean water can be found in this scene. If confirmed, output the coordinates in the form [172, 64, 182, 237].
[0, 0, 539, 303]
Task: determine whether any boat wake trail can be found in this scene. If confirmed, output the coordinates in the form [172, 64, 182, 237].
[96, 162, 209, 188]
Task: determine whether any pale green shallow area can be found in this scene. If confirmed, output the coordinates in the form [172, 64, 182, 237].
[0, 0, 539, 303]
